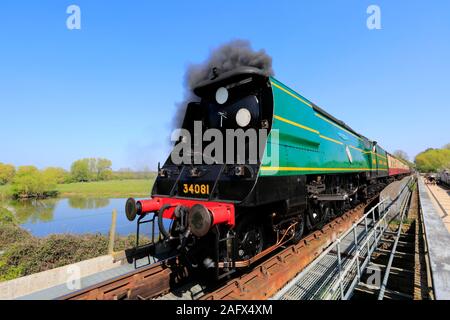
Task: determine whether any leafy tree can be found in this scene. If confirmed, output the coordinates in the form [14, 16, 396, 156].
[43, 167, 70, 184]
[96, 158, 112, 181]
[415, 148, 450, 172]
[13, 166, 40, 195]
[11, 166, 57, 198]
[70, 159, 91, 182]
[70, 158, 113, 182]
[0, 163, 15, 185]
[88, 158, 97, 176]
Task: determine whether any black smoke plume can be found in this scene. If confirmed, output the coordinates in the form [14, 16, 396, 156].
[171, 40, 274, 129]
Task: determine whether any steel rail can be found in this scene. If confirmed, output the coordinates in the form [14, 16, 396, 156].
[377, 182, 413, 299]
[340, 177, 414, 299]
[338, 177, 414, 300]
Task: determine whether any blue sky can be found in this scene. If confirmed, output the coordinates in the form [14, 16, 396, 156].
[0, 0, 449, 170]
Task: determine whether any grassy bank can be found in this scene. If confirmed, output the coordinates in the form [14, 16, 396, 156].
[0, 206, 148, 282]
[56, 179, 154, 197]
[0, 178, 154, 200]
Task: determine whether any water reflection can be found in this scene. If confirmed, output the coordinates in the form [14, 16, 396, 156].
[5, 198, 57, 224]
[68, 197, 110, 209]
[0, 197, 137, 236]
[1, 197, 111, 224]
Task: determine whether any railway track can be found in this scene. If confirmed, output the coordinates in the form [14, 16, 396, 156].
[59, 255, 188, 300]
[59, 195, 379, 300]
[350, 180, 431, 299]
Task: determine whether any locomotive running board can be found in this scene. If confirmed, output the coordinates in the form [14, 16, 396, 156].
[314, 187, 359, 202]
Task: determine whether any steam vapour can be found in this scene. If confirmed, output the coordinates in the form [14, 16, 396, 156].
[172, 40, 274, 129]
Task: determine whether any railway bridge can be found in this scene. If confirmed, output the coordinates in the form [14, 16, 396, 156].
[2, 175, 450, 300]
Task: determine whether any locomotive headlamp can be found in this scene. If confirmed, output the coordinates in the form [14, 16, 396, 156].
[215, 87, 228, 105]
[188, 204, 213, 237]
[236, 108, 252, 127]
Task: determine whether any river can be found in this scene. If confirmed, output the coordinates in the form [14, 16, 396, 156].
[1, 197, 140, 237]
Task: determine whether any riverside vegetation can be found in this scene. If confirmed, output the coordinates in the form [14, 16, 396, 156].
[0, 158, 155, 282]
[0, 206, 149, 282]
[0, 158, 155, 199]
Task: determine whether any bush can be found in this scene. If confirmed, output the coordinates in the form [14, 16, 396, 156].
[0, 204, 148, 282]
[415, 148, 450, 172]
[0, 224, 148, 282]
[11, 166, 58, 198]
[0, 207, 16, 225]
[0, 207, 33, 281]
[26, 234, 108, 273]
[0, 223, 33, 248]
[0, 233, 107, 280]
[0, 207, 33, 248]
[43, 167, 70, 184]
[0, 163, 15, 185]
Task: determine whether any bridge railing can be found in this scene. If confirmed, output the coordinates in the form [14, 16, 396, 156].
[272, 176, 415, 300]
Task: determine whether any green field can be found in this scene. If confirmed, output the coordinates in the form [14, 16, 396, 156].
[1, 178, 154, 199]
[56, 179, 154, 198]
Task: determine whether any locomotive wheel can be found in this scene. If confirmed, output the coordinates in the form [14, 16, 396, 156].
[235, 216, 264, 261]
[292, 213, 305, 243]
[333, 201, 345, 217]
[307, 202, 330, 230]
[316, 205, 331, 229]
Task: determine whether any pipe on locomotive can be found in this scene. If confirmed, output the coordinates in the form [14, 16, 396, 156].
[125, 197, 235, 238]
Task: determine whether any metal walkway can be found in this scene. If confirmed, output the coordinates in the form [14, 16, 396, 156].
[418, 177, 450, 300]
[272, 176, 415, 300]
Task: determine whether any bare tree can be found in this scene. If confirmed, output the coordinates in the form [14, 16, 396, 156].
[393, 150, 409, 161]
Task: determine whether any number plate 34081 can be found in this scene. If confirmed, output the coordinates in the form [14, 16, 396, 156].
[181, 183, 210, 195]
